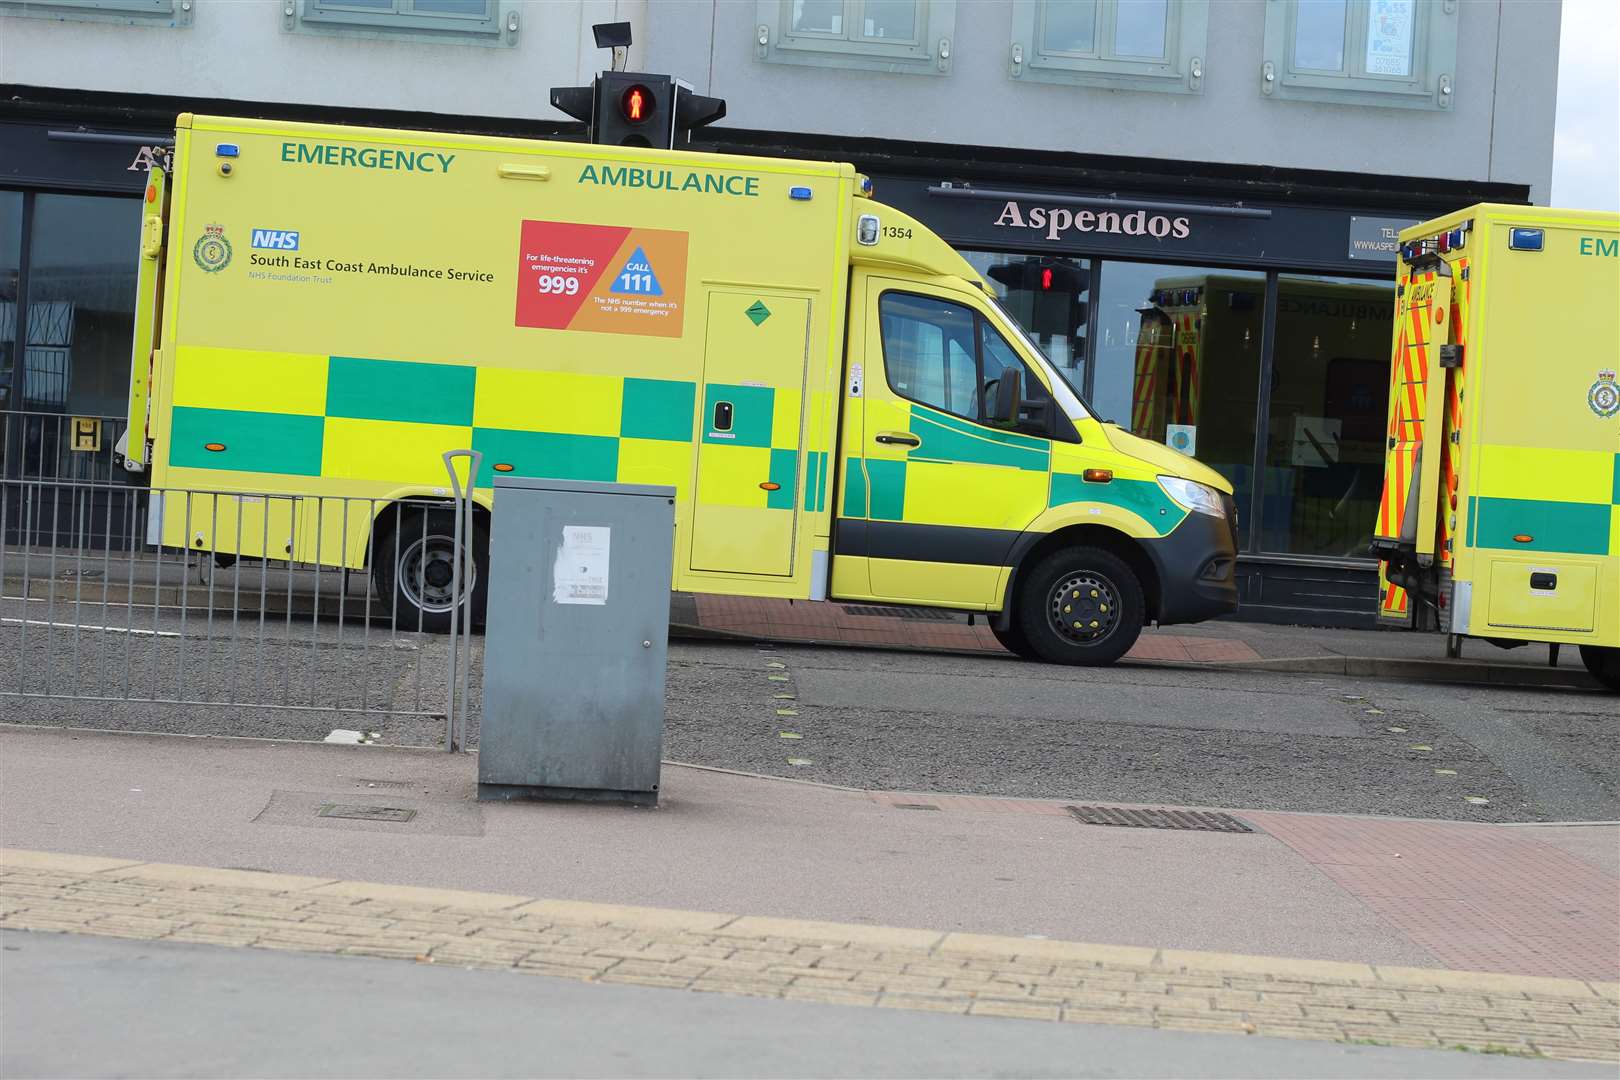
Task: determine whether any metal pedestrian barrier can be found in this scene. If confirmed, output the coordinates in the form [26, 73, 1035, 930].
[0, 458, 482, 751]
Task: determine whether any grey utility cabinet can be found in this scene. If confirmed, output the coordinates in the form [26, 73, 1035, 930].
[478, 476, 675, 806]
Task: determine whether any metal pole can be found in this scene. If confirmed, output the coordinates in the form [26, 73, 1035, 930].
[440, 449, 480, 753]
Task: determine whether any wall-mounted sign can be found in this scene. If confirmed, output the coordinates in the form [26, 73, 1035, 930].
[1348, 216, 1419, 261]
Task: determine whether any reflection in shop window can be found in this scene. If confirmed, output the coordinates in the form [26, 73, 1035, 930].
[1261, 275, 1392, 559]
[961, 250, 1089, 400]
[0, 192, 21, 412]
[22, 194, 141, 416]
[1095, 262, 1265, 547]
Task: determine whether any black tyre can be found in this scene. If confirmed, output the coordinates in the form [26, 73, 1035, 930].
[990, 620, 1041, 660]
[1578, 645, 1620, 692]
[373, 507, 488, 634]
[1015, 546, 1145, 666]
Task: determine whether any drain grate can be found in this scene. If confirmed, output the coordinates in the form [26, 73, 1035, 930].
[841, 605, 957, 622]
[345, 778, 415, 790]
[892, 802, 941, 811]
[317, 803, 417, 823]
[1066, 805, 1253, 833]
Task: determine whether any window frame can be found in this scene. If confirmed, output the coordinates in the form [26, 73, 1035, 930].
[1261, 0, 1457, 110]
[877, 289, 1062, 440]
[0, 0, 192, 28]
[1009, 0, 1208, 95]
[756, 0, 955, 76]
[285, 0, 518, 47]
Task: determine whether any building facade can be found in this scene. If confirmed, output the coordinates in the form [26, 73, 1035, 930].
[1, 0, 1561, 624]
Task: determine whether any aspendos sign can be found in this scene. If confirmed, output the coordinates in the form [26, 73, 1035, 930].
[993, 200, 1191, 242]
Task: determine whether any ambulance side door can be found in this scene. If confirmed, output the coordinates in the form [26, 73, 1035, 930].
[837, 274, 1053, 609]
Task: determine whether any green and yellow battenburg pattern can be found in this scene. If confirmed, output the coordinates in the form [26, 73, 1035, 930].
[164, 346, 829, 513]
[1465, 446, 1620, 558]
[843, 397, 1185, 536]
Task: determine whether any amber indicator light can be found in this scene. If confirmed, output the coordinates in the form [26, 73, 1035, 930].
[759, 482, 781, 491]
[145, 185, 157, 204]
[1082, 468, 1113, 483]
[204, 443, 226, 452]
[1513, 534, 1534, 543]
[493, 463, 515, 473]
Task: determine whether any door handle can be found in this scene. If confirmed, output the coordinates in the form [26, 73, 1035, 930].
[874, 432, 920, 447]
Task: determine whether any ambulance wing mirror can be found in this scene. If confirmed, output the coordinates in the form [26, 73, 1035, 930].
[990, 371, 1022, 426]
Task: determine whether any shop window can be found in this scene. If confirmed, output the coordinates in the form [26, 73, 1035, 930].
[1094, 262, 1265, 546]
[1009, 0, 1208, 94]
[1259, 274, 1393, 558]
[964, 250, 1090, 400]
[1261, 0, 1458, 110]
[0, 192, 20, 413]
[0, 0, 191, 28]
[756, 0, 955, 75]
[18, 195, 141, 418]
[286, 0, 518, 46]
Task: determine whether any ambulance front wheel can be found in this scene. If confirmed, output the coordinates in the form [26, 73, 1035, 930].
[1578, 646, 1620, 692]
[1015, 546, 1144, 666]
[374, 506, 489, 634]
[990, 620, 1040, 661]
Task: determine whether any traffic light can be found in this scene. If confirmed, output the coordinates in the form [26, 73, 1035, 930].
[987, 258, 1089, 338]
[550, 72, 726, 150]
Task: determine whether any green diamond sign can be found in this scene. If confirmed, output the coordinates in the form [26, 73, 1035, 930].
[745, 300, 771, 326]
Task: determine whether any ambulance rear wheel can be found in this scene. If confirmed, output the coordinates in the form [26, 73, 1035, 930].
[990, 620, 1040, 661]
[374, 507, 488, 634]
[1015, 546, 1144, 666]
[1578, 646, 1620, 692]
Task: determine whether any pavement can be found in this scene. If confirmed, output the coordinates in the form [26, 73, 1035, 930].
[2, 723, 1618, 1065]
[8, 935, 1611, 1080]
[671, 593, 1608, 690]
[3, 846, 1617, 1070]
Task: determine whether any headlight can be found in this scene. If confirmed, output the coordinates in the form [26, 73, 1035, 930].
[1158, 475, 1226, 518]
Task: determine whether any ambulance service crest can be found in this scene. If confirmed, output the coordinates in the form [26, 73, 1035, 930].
[192, 224, 232, 273]
[1589, 369, 1619, 419]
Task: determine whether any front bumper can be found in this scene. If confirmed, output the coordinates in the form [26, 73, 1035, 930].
[1142, 509, 1240, 625]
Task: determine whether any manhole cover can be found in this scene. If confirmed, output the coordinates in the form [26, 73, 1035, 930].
[841, 605, 957, 622]
[1066, 805, 1253, 833]
[317, 803, 416, 823]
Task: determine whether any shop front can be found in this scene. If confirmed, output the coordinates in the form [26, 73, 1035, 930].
[1, 118, 165, 485]
[868, 175, 1427, 626]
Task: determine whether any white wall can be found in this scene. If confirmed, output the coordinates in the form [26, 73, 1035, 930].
[0, 0, 646, 122]
[645, 0, 1559, 203]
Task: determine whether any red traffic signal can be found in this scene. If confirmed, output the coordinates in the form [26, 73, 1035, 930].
[621, 84, 653, 124]
[1041, 267, 1054, 290]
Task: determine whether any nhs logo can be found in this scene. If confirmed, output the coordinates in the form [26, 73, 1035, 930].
[250, 229, 300, 251]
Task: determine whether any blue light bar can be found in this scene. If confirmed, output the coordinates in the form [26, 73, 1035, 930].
[215, 143, 240, 158]
[789, 186, 812, 201]
[1508, 227, 1543, 251]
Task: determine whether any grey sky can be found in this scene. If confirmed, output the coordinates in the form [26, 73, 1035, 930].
[1552, 0, 1620, 209]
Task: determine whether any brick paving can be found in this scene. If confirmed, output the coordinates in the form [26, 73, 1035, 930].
[866, 794, 1620, 983]
[688, 593, 1263, 662]
[1246, 813, 1620, 983]
[3, 849, 1615, 1063]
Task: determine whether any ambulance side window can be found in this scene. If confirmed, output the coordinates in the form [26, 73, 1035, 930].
[878, 290, 1055, 436]
[878, 292, 983, 422]
[980, 320, 1054, 431]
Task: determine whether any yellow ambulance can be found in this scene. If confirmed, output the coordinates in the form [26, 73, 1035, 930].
[121, 114, 1239, 664]
[1371, 205, 1620, 690]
